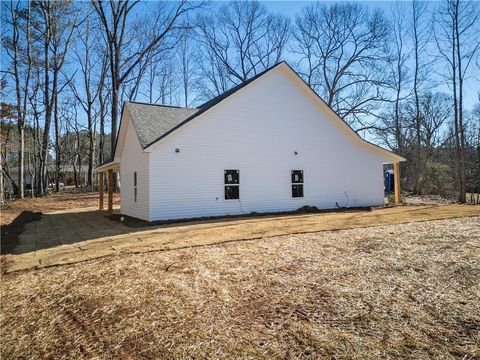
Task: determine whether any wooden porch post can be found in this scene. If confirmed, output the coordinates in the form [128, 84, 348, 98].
[108, 169, 113, 212]
[99, 171, 104, 210]
[394, 162, 400, 206]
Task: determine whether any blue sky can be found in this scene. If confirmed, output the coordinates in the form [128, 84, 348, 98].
[262, 0, 479, 111]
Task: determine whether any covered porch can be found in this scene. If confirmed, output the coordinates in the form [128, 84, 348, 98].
[96, 162, 120, 212]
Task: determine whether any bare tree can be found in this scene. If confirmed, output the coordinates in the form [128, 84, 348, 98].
[435, 0, 480, 202]
[197, 0, 290, 93]
[36, 0, 52, 195]
[27, 63, 43, 198]
[196, 45, 231, 99]
[3, 1, 32, 198]
[176, 32, 200, 107]
[97, 51, 109, 166]
[91, 0, 200, 169]
[389, 2, 411, 154]
[411, 0, 431, 193]
[70, 18, 106, 189]
[293, 2, 390, 131]
[51, 3, 82, 192]
[31, 1, 81, 193]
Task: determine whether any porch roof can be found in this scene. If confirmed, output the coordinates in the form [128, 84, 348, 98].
[96, 161, 120, 172]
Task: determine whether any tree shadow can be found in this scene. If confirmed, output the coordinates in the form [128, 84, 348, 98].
[1, 211, 42, 255]
[1, 210, 134, 255]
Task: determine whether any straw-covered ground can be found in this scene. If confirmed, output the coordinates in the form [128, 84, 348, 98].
[1, 216, 479, 359]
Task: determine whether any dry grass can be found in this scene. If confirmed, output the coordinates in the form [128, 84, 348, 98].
[1, 216, 479, 359]
[0, 189, 119, 226]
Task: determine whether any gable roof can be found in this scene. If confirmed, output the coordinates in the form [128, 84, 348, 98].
[114, 61, 405, 163]
[125, 102, 198, 149]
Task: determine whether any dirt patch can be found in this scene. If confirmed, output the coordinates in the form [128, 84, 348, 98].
[108, 205, 373, 228]
[1, 211, 42, 255]
[1, 217, 479, 359]
[0, 188, 119, 226]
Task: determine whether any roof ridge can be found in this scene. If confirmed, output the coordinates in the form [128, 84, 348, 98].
[127, 101, 196, 110]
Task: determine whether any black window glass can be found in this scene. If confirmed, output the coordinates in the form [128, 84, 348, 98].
[225, 185, 240, 200]
[292, 184, 304, 198]
[224, 170, 239, 184]
[291, 170, 303, 183]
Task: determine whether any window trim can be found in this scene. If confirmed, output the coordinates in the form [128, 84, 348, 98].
[291, 169, 304, 198]
[224, 169, 240, 200]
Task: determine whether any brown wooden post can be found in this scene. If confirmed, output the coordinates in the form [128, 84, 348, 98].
[108, 169, 113, 212]
[394, 162, 400, 206]
[99, 171, 104, 210]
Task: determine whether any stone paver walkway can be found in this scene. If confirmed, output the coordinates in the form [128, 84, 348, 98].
[12, 206, 131, 254]
[3, 204, 479, 274]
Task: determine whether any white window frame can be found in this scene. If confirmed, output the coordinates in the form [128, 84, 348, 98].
[291, 170, 304, 198]
[224, 169, 240, 200]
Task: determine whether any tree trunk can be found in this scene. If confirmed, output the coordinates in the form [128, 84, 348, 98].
[87, 103, 94, 189]
[110, 66, 119, 191]
[28, 149, 35, 198]
[40, 3, 52, 196]
[0, 159, 4, 204]
[412, 0, 422, 194]
[99, 92, 105, 165]
[53, 73, 60, 193]
[451, 11, 461, 203]
[454, 0, 466, 203]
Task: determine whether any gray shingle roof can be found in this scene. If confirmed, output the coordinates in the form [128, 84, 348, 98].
[125, 102, 199, 149]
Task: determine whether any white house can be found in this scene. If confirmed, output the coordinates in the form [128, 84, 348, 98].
[97, 62, 405, 222]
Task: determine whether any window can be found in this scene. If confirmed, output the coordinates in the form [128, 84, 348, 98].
[224, 170, 239, 200]
[134, 172, 137, 202]
[291, 170, 304, 198]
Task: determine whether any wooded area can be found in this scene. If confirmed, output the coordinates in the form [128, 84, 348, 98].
[1, 0, 479, 203]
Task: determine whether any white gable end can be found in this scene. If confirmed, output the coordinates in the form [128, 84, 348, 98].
[120, 113, 150, 220]
[146, 65, 390, 221]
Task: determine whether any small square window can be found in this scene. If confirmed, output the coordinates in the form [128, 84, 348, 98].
[291, 170, 303, 184]
[292, 184, 304, 198]
[224, 170, 239, 184]
[225, 185, 239, 200]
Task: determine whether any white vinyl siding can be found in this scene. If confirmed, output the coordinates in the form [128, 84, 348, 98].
[120, 117, 149, 220]
[146, 67, 388, 221]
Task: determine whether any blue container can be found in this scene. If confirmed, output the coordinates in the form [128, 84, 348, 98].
[384, 170, 395, 192]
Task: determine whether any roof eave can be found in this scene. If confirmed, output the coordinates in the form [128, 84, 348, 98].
[95, 161, 120, 172]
